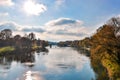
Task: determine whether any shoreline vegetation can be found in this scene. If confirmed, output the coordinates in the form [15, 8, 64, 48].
[0, 46, 15, 55]
[57, 17, 120, 80]
[0, 45, 48, 55]
[0, 29, 49, 56]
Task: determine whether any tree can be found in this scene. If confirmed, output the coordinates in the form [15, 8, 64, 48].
[0, 29, 12, 40]
[0, 32, 4, 40]
[20, 37, 32, 48]
[91, 24, 120, 79]
[28, 32, 35, 40]
[14, 35, 21, 40]
[107, 17, 120, 38]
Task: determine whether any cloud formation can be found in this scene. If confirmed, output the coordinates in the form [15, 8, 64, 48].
[55, 0, 65, 9]
[55, 0, 65, 6]
[0, 22, 20, 31]
[0, 21, 45, 32]
[0, 18, 89, 41]
[44, 18, 88, 39]
[56, 0, 65, 6]
[46, 18, 83, 26]
[0, 21, 46, 38]
[22, 27, 45, 33]
[23, 0, 47, 16]
[0, 0, 14, 6]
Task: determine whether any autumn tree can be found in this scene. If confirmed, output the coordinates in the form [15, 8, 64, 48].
[90, 18, 120, 79]
[107, 17, 120, 38]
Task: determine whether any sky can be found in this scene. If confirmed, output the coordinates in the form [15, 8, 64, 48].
[0, 0, 120, 41]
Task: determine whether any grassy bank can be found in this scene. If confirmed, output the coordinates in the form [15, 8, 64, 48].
[101, 53, 120, 80]
[32, 45, 41, 50]
[0, 46, 15, 54]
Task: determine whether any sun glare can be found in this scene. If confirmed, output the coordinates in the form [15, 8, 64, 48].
[23, 0, 47, 16]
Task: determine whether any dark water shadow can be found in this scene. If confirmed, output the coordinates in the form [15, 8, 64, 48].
[72, 47, 109, 80]
[0, 48, 49, 68]
[72, 47, 90, 57]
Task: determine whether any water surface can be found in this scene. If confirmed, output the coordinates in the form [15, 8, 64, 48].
[0, 46, 96, 80]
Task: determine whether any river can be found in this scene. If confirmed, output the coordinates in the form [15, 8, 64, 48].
[0, 46, 96, 80]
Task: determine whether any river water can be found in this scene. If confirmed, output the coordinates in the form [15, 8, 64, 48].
[0, 46, 96, 80]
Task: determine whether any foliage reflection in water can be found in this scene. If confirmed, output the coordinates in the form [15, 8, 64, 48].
[0, 46, 96, 80]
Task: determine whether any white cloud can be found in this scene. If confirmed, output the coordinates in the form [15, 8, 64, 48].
[55, 0, 65, 6]
[0, 12, 9, 17]
[45, 18, 83, 26]
[0, 18, 90, 41]
[0, 21, 21, 31]
[44, 18, 89, 41]
[55, 0, 65, 9]
[23, 0, 47, 16]
[0, 21, 46, 39]
[0, 0, 14, 6]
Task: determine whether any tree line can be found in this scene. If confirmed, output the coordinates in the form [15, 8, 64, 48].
[0, 29, 48, 49]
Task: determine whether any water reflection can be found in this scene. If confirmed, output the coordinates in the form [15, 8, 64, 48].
[91, 57, 109, 80]
[34, 47, 95, 80]
[75, 47, 109, 80]
[0, 48, 48, 64]
[0, 47, 96, 80]
[43, 47, 88, 72]
[0, 48, 49, 76]
[73, 47, 90, 56]
[0, 57, 11, 78]
[21, 71, 44, 80]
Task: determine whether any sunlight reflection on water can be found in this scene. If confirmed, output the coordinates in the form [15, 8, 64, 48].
[21, 70, 44, 80]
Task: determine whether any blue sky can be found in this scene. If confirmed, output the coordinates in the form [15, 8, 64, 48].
[0, 0, 120, 41]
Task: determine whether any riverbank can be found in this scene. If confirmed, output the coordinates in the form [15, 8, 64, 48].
[0, 45, 48, 55]
[0, 46, 15, 55]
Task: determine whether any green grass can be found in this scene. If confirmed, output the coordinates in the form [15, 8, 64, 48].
[101, 52, 120, 79]
[0, 46, 15, 54]
[32, 45, 41, 50]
